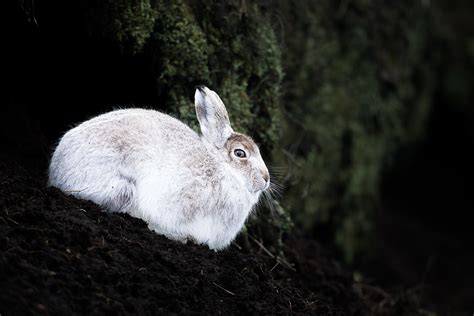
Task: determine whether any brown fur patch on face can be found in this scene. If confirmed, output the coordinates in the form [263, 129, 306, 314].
[224, 133, 258, 155]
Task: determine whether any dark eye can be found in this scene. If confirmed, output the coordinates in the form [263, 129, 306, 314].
[234, 149, 247, 158]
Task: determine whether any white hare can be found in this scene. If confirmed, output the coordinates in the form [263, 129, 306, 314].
[49, 86, 270, 250]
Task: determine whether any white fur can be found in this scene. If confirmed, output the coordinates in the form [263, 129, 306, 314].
[48, 86, 269, 250]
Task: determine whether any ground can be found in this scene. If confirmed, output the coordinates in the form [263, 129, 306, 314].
[0, 157, 427, 315]
[1, 158, 376, 315]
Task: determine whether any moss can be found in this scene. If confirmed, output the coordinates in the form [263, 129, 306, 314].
[85, 0, 284, 153]
[274, 1, 433, 262]
[84, 0, 157, 54]
[144, 1, 284, 153]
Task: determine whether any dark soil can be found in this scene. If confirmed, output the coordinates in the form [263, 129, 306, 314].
[0, 157, 427, 315]
[0, 159, 363, 315]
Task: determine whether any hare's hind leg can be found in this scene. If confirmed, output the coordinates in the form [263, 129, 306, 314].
[99, 174, 137, 213]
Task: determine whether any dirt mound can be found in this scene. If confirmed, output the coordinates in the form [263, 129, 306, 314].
[0, 159, 400, 315]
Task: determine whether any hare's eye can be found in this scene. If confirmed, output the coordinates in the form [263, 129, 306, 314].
[234, 149, 247, 158]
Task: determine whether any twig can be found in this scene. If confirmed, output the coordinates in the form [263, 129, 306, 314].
[248, 234, 295, 271]
[269, 262, 280, 272]
[277, 257, 296, 271]
[233, 242, 242, 250]
[248, 234, 275, 258]
[212, 282, 236, 296]
[4, 216, 19, 225]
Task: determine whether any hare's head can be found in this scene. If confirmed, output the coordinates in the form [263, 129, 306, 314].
[195, 86, 270, 195]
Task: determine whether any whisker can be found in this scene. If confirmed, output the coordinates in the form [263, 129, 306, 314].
[257, 164, 287, 216]
[269, 191, 282, 201]
[268, 172, 287, 182]
[268, 165, 288, 171]
[269, 180, 285, 189]
[268, 168, 286, 173]
[268, 165, 287, 173]
[268, 174, 285, 199]
[268, 171, 287, 178]
[262, 190, 277, 214]
[268, 165, 292, 183]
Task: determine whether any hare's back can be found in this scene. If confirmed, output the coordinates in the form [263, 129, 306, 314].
[81, 108, 196, 139]
[69, 108, 199, 149]
[49, 108, 199, 187]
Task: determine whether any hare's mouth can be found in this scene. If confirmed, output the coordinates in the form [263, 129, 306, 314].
[263, 181, 270, 191]
[252, 182, 269, 194]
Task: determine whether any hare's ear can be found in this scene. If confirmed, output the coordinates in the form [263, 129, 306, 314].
[194, 86, 234, 148]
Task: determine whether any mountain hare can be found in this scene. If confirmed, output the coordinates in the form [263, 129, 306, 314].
[49, 86, 270, 250]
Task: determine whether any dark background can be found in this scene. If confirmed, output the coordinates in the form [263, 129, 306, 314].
[2, 1, 473, 314]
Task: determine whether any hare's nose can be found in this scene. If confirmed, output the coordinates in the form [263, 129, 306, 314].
[262, 172, 270, 183]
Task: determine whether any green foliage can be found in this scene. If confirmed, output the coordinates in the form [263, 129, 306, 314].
[274, 1, 433, 262]
[84, 0, 157, 54]
[84, 0, 284, 162]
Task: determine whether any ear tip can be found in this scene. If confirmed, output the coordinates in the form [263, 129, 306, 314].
[195, 85, 208, 93]
[195, 85, 211, 105]
[194, 86, 206, 105]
